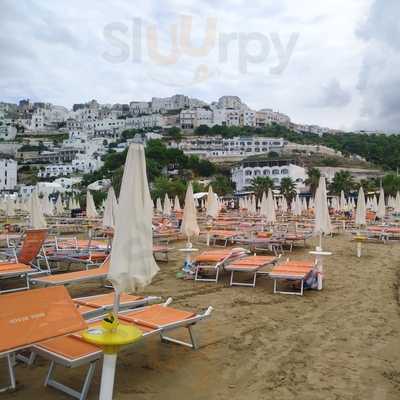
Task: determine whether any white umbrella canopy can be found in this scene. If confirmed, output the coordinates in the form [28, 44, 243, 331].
[206, 185, 219, 218]
[314, 177, 332, 236]
[260, 191, 268, 218]
[395, 192, 400, 213]
[108, 143, 159, 293]
[174, 195, 181, 211]
[292, 195, 302, 216]
[281, 196, 288, 213]
[102, 186, 118, 228]
[340, 191, 347, 211]
[377, 187, 386, 219]
[29, 191, 47, 229]
[6, 197, 15, 217]
[163, 193, 172, 216]
[86, 191, 98, 219]
[55, 195, 64, 215]
[180, 182, 200, 243]
[156, 197, 163, 213]
[266, 188, 276, 223]
[372, 195, 378, 212]
[355, 186, 367, 226]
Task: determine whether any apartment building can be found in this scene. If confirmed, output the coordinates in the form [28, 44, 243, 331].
[0, 159, 17, 190]
[231, 158, 306, 191]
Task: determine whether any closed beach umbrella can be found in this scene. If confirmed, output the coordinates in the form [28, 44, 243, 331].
[55, 195, 64, 215]
[314, 177, 332, 238]
[340, 190, 347, 211]
[260, 191, 268, 218]
[355, 186, 366, 226]
[108, 143, 158, 293]
[6, 197, 15, 218]
[163, 193, 172, 216]
[266, 188, 276, 223]
[29, 191, 47, 229]
[181, 182, 200, 244]
[156, 197, 163, 213]
[377, 187, 386, 219]
[86, 191, 98, 219]
[102, 143, 159, 400]
[281, 196, 288, 213]
[102, 186, 118, 228]
[174, 195, 181, 211]
[206, 185, 219, 219]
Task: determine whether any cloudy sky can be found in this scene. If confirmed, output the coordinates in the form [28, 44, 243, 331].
[1, 0, 398, 132]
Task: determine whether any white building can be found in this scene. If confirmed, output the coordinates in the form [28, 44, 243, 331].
[0, 125, 17, 140]
[256, 109, 291, 127]
[151, 95, 189, 112]
[231, 159, 306, 191]
[72, 153, 103, 173]
[0, 159, 17, 190]
[217, 96, 243, 109]
[180, 109, 213, 129]
[125, 114, 166, 129]
[38, 164, 74, 178]
[129, 101, 151, 115]
[174, 136, 286, 159]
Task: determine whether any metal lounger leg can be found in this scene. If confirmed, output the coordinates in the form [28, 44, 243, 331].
[160, 325, 199, 349]
[44, 361, 96, 400]
[274, 278, 304, 296]
[0, 354, 16, 393]
[230, 270, 257, 288]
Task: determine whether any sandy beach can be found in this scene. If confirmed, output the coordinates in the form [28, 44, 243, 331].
[1, 233, 400, 400]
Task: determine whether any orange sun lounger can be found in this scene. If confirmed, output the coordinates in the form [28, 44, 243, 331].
[269, 260, 315, 296]
[31, 257, 110, 287]
[0, 286, 87, 392]
[72, 292, 161, 318]
[32, 299, 213, 400]
[193, 248, 248, 283]
[224, 255, 280, 287]
[0, 229, 49, 293]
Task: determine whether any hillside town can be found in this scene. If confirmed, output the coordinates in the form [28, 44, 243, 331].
[0, 94, 377, 201]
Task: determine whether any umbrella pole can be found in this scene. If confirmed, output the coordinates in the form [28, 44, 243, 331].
[113, 287, 120, 317]
[99, 353, 117, 400]
[319, 233, 322, 250]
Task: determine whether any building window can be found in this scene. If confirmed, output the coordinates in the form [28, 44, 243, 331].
[272, 169, 280, 175]
[245, 170, 252, 176]
[281, 169, 289, 174]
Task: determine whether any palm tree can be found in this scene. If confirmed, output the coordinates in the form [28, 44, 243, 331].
[305, 167, 321, 196]
[329, 171, 355, 195]
[249, 176, 274, 199]
[382, 174, 400, 196]
[280, 177, 297, 204]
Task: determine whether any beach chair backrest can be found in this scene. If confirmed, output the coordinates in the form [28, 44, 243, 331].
[18, 229, 48, 264]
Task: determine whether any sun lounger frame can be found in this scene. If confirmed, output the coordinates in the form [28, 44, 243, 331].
[31, 299, 213, 400]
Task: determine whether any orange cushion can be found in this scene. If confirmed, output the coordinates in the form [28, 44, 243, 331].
[119, 304, 195, 329]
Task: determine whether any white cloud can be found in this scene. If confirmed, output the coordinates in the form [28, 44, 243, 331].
[0, 0, 380, 131]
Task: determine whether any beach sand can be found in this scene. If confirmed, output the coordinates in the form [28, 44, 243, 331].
[1, 234, 400, 399]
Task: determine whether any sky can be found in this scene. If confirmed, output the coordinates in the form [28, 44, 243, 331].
[1, 0, 399, 132]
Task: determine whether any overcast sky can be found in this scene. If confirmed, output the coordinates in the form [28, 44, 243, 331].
[1, 0, 398, 132]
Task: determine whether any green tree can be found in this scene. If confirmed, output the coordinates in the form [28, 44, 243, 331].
[382, 174, 400, 196]
[210, 175, 235, 196]
[249, 176, 274, 199]
[165, 127, 183, 142]
[305, 167, 321, 196]
[194, 125, 211, 135]
[329, 170, 355, 195]
[280, 177, 297, 204]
